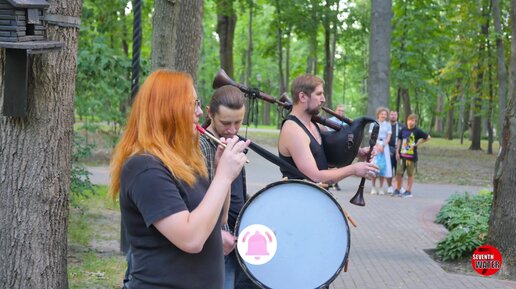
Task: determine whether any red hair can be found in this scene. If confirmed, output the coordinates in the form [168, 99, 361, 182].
[109, 70, 207, 199]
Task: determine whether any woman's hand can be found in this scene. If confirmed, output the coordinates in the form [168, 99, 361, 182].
[215, 136, 251, 181]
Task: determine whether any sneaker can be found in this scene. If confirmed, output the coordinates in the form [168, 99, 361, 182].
[370, 187, 377, 195]
[401, 191, 413, 198]
[387, 187, 394, 194]
[392, 189, 401, 197]
[379, 188, 385, 195]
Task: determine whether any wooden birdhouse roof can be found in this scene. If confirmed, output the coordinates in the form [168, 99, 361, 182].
[6, 0, 49, 9]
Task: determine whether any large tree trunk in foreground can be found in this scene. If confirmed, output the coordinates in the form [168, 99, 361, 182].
[0, 1, 82, 288]
[487, 0, 516, 278]
[152, 0, 203, 81]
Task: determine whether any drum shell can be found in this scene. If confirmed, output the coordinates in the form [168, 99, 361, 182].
[235, 180, 350, 289]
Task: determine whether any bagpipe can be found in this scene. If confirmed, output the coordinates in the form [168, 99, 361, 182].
[212, 69, 378, 206]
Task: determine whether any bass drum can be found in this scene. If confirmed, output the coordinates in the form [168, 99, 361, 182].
[235, 180, 350, 289]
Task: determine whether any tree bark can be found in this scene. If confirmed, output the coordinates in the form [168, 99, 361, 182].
[487, 1, 516, 277]
[274, 0, 285, 94]
[323, 0, 338, 109]
[400, 87, 411, 122]
[0, 1, 82, 288]
[434, 93, 444, 134]
[367, 0, 392, 117]
[470, 0, 490, 150]
[446, 79, 461, 140]
[151, 0, 203, 82]
[216, 0, 237, 79]
[492, 0, 507, 143]
[245, 0, 253, 86]
[487, 34, 494, 154]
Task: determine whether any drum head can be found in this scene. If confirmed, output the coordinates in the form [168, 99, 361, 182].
[235, 180, 350, 289]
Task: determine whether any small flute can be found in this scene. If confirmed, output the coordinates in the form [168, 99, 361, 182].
[196, 124, 250, 163]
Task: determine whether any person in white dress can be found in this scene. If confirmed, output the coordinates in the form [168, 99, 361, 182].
[368, 107, 392, 195]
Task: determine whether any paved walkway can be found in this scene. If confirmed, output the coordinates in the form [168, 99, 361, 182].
[89, 146, 516, 289]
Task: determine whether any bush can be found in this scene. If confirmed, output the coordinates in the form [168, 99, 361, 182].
[435, 190, 492, 261]
[70, 134, 96, 206]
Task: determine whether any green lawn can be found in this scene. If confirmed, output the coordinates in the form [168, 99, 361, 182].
[68, 186, 126, 289]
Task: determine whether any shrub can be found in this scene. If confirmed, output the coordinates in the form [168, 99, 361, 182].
[70, 134, 96, 206]
[435, 190, 492, 261]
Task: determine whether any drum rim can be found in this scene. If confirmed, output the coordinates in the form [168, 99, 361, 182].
[234, 179, 351, 289]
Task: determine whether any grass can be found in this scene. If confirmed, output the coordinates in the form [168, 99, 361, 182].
[68, 186, 126, 289]
[415, 138, 499, 187]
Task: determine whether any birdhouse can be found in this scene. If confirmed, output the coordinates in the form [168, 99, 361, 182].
[0, 0, 64, 117]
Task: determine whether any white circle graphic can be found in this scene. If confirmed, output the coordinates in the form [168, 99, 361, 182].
[237, 224, 277, 265]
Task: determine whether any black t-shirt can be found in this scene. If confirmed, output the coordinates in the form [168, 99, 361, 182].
[279, 115, 328, 179]
[228, 170, 245, 230]
[120, 154, 223, 289]
[389, 121, 403, 148]
[398, 127, 429, 162]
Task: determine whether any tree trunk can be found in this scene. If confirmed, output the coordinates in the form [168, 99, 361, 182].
[487, 1, 516, 277]
[470, 1, 489, 150]
[400, 87, 411, 123]
[151, 0, 203, 82]
[434, 93, 444, 134]
[460, 94, 470, 144]
[285, 26, 291, 89]
[0, 0, 82, 288]
[367, 0, 392, 117]
[274, 0, 285, 94]
[487, 33, 494, 154]
[245, 0, 253, 86]
[263, 78, 271, 125]
[492, 0, 507, 143]
[323, 18, 333, 109]
[216, 0, 237, 79]
[323, 0, 338, 110]
[446, 80, 461, 140]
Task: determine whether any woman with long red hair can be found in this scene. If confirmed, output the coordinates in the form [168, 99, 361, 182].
[109, 69, 249, 289]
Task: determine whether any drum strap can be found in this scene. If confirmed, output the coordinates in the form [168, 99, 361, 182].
[237, 135, 313, 182]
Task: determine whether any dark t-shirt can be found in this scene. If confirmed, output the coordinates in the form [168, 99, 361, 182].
[120, 154, 223, 289]
[398, 127, 429, 162]
[389, 121, 403, 148]
[279, 115, 328, 179]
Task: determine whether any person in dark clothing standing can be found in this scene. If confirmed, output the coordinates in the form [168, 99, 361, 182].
[278, 74, 377, 185]
[109, 70, 249, 289]
[199, 85, 259, 289]
[386, 110, 403, 194]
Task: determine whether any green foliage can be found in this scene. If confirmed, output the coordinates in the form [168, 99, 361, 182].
[435, 190, 493, 261]
[70, 135, 96, 206]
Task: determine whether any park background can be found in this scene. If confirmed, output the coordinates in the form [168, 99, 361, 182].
[0, 0, 515, 288]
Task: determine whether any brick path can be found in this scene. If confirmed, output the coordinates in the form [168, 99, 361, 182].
[89, 146, 516, 289]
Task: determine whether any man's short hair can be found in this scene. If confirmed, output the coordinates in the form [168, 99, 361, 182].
[290, 74, 324, 104]
[407, 113, 417, 121]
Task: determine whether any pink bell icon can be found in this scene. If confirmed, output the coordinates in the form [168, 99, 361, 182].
[246, 231, 269, 260]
